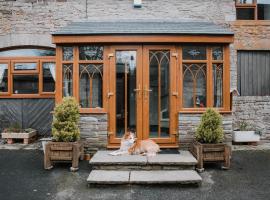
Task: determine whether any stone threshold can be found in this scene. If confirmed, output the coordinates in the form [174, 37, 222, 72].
[87, 170, 202, 186]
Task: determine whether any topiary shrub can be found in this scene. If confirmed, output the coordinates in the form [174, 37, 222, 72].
[52, 97, 80, 142]
[195, 108, 224, 144]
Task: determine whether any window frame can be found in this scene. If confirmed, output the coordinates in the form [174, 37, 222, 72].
[235, 0, 270, 21]
[0, 56, 55, 98]
[56, 45, 108, 114]
[178, 45, 230, 113]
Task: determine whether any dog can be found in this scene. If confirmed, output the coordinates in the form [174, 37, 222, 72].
[128, 139, 160, 157]
[109, 131, 135, 156]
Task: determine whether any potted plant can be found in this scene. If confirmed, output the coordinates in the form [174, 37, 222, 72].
[44, 97, 84, 171]
[232, 121, 261, 143]
[190, 108, 231, 172]
[1, 123, 37, 144]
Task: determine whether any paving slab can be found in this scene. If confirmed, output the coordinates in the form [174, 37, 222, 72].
[89, 150, 147, 165]
[87, 170, 130, 184]
[147, 151, 197, 165]
[129, 170, 202, 184]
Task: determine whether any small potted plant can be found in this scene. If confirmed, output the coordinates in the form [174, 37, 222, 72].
[44, 97, 84, 171]
[1, 123, 37, 144]
[190, 108, 231, 172]
[232, 121, 261, 144]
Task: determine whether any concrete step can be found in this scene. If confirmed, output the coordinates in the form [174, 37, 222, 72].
[89, 150, 198, 170]
[87, 170, 202, 186]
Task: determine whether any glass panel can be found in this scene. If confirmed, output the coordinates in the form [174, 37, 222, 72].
[183, 46, 206, 60]
[0, 49, 55, 57]
[79, 46, 103, 60]
[115, 51, 137, 138]
[236, 8, 255, 20]
[183, 63, 207, 108]
[62, 64, 73, 97]
[42, 62, 55, 92]
[79, 64, 103, 108]
[13, 75, 38, 94]
[236, 0, 254, 4]
[149, 50, 170, 138]
[62, 47, 73, 61]
[212, 46, 223, 60]
[0, 64, 8, 92]
[258, 4, 270, 20]
[14, 63, 37, 70]
[213, 64, 223, 107]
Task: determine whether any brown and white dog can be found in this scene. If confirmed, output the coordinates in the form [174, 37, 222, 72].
[109, 132, 136, 156]
[128, 139, 160, 157]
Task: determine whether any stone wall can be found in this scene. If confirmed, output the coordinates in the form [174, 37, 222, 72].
[179, 113, 233, 149]
[233, 96, 270, 142]
[79, 114, 108, 154]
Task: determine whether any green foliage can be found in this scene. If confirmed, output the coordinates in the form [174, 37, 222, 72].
[4, 123, 21, 133]
[195, 108, 224, 144]
[239, 121, 249, 131]
[52, 97, 80, 142]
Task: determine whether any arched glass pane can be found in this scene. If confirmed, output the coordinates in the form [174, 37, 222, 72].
[183, 63, 206, 108]
[183, 65, 194, 108]
[213, 64, 223, 107]
[0, 49, 55, 57]
[196, 67, 207, 108]
[62, 64, 73, 97]
[79, 64, 103, 108]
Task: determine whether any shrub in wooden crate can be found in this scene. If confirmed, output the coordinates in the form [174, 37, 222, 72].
[190, 108, 231, 172]
[44, 97, 83, 171]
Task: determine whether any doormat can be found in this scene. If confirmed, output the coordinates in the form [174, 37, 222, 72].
[159, 149, 180, 154]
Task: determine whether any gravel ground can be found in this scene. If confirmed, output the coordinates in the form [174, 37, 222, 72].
[0, 149, 270, 200]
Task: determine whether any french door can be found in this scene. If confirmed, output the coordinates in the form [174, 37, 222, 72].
[108, 45, 178, 148]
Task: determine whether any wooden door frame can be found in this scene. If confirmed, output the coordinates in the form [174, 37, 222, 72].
[142, 45, 179, 148]
[107, 45, 143, 146]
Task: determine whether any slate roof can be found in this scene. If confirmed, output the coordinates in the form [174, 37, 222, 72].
[52, 21, 234, 36]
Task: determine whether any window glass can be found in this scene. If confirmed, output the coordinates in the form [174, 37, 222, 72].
[236, 0, 254, 4]
[183, 63, 207, 108]
[62, 64, 73, 97]
[0, 64, 8, 92]
[258, 4, 270, 20]
[42, 63, 55, 92]
[14, 63, 37, 70]
[62, 47, 73, 61]
[0, 49, 55, 57]
[183, 46, 206, 60]
[79, 64, 103, 108]
[213, 64, 223, 107]
[79, 46, 103, 60]
[212, 47, 223, 60]
[13, 75, 38, 94]
[236, 8, 255, 20]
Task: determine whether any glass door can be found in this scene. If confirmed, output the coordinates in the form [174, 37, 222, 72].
[142, 46, 178, 146]
[108, 46, 143, 145]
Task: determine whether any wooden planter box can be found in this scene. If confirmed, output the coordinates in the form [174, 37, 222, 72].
[190, 141, 231, 172]
[1, 130, 37, 144]
[44, 141, 84, 171]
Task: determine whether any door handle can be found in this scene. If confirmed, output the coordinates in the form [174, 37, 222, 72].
[107, 92, 114, 98]
[172, 92, 178, 97]
[134, 84, 141, 94]
[143, 86, 152, 100]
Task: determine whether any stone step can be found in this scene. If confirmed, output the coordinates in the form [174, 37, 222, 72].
[89, 150, 198, 170]
[87, 170, 202, 186]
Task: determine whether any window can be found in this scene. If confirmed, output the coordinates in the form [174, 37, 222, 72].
[13, 75, 39, 94]
[0, 48, 55, 97]
[236, 0, 270, 20]
[181, 46, 226, 110]
[238, 51, 270, 96]
[59, 45, 105, 113]
[0, 63, 8, 93]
